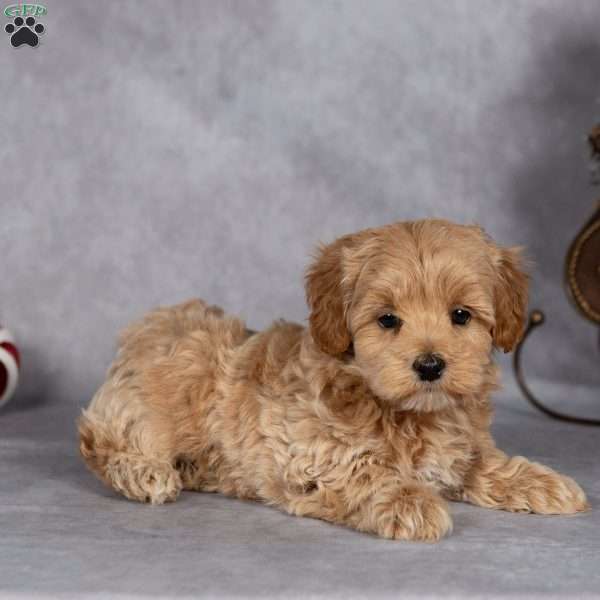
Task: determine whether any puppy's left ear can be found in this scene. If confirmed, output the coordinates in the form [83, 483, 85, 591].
[492, 246, 529, 352]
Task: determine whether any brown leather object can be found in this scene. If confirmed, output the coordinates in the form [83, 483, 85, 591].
[565, 206, 600, 324]
[589, 124, 600, 159]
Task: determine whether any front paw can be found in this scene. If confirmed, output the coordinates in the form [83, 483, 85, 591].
[507, 465, 589, 515]
[371, 486, 453, 541]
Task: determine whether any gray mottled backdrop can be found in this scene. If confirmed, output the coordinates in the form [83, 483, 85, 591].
[1, 0, 599, 415]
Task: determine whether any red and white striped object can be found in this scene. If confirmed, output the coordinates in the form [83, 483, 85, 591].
[0, 326, 19, 408]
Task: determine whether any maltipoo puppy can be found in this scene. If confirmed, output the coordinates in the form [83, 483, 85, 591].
[79, 220, 588, 541]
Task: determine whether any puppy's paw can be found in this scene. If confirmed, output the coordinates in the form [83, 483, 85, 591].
[465, 456, 589, 516]
[513, 468, 589, 515]
[372, 486, 452, 542]
[139, 462, 182, 505]
[107, 455, 182, 505]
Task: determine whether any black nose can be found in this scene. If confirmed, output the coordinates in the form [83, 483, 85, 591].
[413, 353, 446, 382]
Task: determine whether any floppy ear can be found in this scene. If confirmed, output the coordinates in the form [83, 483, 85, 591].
[492, 246, 529, 352]
[305, 234, 358, 356]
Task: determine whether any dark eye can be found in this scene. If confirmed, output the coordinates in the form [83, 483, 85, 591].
[451, 308, 471, 325]
[378, 314, 401, 329]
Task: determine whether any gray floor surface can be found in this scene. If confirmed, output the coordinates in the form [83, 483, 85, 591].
[1, 384, 598, 599]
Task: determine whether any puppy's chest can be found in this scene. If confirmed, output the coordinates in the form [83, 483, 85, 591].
[402, 421, 476, 493]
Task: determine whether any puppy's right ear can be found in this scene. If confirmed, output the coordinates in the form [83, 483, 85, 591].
[305, 234, 357, 356]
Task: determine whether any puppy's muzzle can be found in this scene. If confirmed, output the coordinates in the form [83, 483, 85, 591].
[413, 353, 446, 382]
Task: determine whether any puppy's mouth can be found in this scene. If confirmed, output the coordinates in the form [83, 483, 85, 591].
[416, 376, 447, 395]
[401, 386, 455, 413]
[420, 381, 441, 391]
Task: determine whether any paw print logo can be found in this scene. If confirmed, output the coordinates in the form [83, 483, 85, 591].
[5, 15, 44, 47]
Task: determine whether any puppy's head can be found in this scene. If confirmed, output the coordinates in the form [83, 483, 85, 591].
[306, 220, 528, 411]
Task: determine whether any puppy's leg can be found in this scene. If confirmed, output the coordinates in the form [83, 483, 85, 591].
[286, 465, 452, 541]
[463, 448, 589, 514]
[350, 481, 452, 541]
[79, 299, 236, 503]
[173, 453, 219, 493]
[79, 383, 182, 505]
